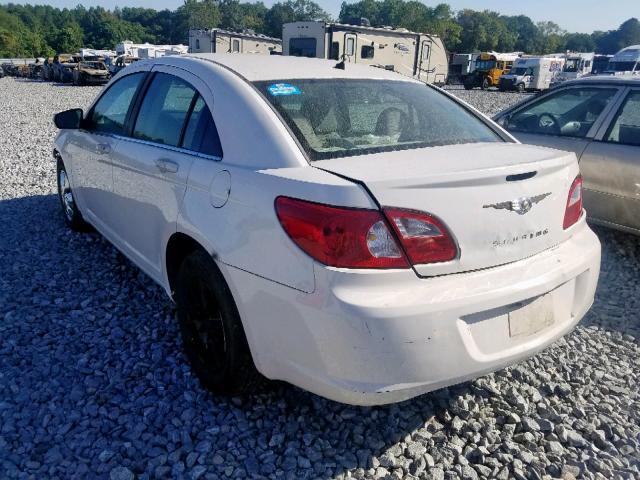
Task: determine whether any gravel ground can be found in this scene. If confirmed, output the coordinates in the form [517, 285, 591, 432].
[0, 77, 639, 480]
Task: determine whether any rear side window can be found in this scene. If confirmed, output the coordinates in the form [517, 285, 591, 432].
[133, 73, 197, 146]
[506, 87, 618, 138]
[89, 72, 145, 134]
[182, 96, 223, 157]
[606, 91, 640, 146]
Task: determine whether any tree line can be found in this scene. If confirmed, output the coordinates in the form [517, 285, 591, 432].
[0, 0, 638, 58]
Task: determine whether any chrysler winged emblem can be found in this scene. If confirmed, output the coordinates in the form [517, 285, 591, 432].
[483, 193, 551, 215]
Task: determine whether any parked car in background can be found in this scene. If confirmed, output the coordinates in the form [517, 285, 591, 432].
[72, 60, 110, 85]
[109, 55, 139, 76]
[494, 76, 640, 235]
[52, 54, 600, 405]
[52, 54, 81, 83]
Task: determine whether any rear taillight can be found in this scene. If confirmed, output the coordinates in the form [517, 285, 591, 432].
[384, 208, 458, 264]
[275, 197, 408, 268]
[563, 175, 583, 229]
[275, 197, 457, 269]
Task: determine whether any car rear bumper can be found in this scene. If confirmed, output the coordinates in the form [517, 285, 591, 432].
[225, 223, 601, 405]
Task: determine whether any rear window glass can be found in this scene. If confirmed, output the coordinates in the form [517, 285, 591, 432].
[254, 79, 502, 161]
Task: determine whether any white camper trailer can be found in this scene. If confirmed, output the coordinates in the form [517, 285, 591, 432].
[189, 29, 282, 55]
[282, 20, 449, 85]
[499, 56, 565, 92]
[606, 45, 640, 75]
[116, 41, 188, 58]
[551, 52, 595, 87]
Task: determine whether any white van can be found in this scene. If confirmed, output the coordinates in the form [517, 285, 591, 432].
[606, 45, 640, 75]
[552, 52, 595, 86]
[282, 20, 449, 85]
[499, 57, 565, 92]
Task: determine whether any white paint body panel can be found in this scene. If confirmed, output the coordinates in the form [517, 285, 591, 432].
[55, 54, 601, 405]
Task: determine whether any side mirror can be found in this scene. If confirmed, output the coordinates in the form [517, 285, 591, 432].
[54, 108, 83, 130]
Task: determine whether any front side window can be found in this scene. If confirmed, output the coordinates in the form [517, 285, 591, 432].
[289, 38, 317, 57]
[88, 72, 145, 134]
[605, 91, 640, 146]
[182, 96, 223, 157]
[506, 87, 618, 138]
[255, 79, 502, 161]
[133, 73, 197, 146]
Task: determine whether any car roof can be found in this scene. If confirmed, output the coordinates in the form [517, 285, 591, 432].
[561, 75, 640, 87]
[166, 53, 421, 83]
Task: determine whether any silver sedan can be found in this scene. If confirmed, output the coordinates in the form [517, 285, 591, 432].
[494, 76, 640, 235]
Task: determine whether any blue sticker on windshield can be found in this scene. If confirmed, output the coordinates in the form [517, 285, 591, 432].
[268, 83, 301, 96]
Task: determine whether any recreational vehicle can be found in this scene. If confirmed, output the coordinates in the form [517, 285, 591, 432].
[606, 45, 640, 75]
[282, 20, 448, 85]
[189, 29, 282, 55]
[116, 41, 188, 58]
[448, 53, 478, 83]
[499, 56, 565, 92]
[463, 52, 520, 90]
[552, 52, 594, 85]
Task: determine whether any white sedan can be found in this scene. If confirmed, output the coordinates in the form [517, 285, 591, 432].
[53, 54, 601, 405]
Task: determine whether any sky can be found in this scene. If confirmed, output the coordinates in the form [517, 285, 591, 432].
[1, 0, 638, 33]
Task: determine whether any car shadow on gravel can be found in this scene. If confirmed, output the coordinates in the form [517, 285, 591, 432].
[1, 194, 638, 479]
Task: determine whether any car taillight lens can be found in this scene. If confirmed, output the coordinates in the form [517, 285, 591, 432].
[275, 197, 458, 269]
[275, 197, 409, 268]
[563, 175, 583, 229]
[384, 208, 457, 264]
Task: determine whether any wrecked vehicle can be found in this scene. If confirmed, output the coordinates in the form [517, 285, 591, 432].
[52, 54, 80, 83]
[109, 55, 139, 76]
[72, 61, 110, 86]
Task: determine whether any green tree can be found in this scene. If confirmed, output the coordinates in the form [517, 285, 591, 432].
[264, 0, 330, 38]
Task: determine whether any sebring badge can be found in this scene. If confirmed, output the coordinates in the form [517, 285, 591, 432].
[483, 193, 551, 215]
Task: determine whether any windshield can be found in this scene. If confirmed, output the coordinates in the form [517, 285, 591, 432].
[254, 79, 502, 161]
[564, 59, 580, 72]
[81, 62, 106, 70]
[475, 59, 496, 71]
[512, 67, 533, 76]
[609, 61, 639, 72]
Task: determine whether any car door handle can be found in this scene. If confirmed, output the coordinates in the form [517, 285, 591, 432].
[155, 159, 179, 174]
[95, 143, 111, 155]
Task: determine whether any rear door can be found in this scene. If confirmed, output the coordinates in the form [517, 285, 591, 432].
[344, 33, 357, 62]
[580, 87, 640, 231]
[108, 66, 206, 281]
[418, 39, 432, 82]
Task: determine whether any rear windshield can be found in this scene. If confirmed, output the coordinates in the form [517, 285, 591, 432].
[254, 79, 502, 161]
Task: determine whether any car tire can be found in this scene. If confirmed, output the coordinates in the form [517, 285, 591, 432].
[57, 160, 90, 231]
[517, 83, 525, 93]
[481, 78, 490, 90]
[176, 249, 264, 396]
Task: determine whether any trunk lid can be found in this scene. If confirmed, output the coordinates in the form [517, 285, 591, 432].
[316, 142, 580, 277]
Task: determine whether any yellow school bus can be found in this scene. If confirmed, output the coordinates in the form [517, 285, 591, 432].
[463, 52, 520, 90]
